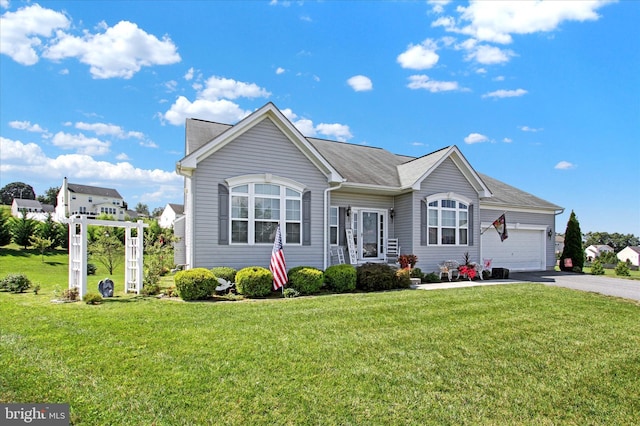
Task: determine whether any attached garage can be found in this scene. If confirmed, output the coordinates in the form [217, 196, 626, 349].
[481, 224, 547, 272]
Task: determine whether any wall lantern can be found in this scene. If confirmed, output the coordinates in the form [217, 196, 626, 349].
[547, 228, 553, 239]
[346, 206, 351, 217]
[389, 208, 395, 220]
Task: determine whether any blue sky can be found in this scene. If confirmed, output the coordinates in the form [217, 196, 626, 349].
[1, 0, 638, 235]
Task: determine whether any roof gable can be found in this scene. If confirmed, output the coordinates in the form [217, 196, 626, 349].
[177, 103, 342, 183]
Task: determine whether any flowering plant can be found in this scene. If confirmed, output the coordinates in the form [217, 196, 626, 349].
[398, 254, 418, 269]
[458, 265, 477, 280]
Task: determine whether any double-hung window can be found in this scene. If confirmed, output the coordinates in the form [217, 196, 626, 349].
[230, 180, 302, 245]
[427, 194, 470, 245]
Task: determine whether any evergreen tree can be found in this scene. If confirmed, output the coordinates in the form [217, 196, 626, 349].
[38, 213, 64, 249]
[590, 258, 605, 275]
[559, 210, 584, 272]
[0, 210, 12, 246]
[10, 210, 37, 249]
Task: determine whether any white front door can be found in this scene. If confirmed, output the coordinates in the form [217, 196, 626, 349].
[352, 209, 386, 261]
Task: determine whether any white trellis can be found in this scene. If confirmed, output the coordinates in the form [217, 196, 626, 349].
[67, 215, 148, 299]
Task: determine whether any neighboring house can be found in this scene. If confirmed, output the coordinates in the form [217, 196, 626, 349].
[175, 103, 563, 273]
[585, 244, 614, 261]
[55, 177, 126, 221]
[159, 203, 184, 229]
[617, 246, 640, 267]
[11, 199, 54, 221]
[555, 235, 565, 255]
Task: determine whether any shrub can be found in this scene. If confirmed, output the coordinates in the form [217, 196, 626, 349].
[288, 266, 324, 295]
[87, 263, 97, 275]
[409, 267, 423, 280]
[395, 268, 412, 289]
[1, 273, 32, 293]
[615, 261, 631, 277]
[211, 267, 237, 283]
[141, 282, 161, 296]
[61, 287, 79, 302]
[283, 288, 300, 298]
[423, 272, 441, 283]
[174, 268, 216, 301]
[83, 292, 103, 305]
[590, 259, 605, 276]
[235, 266, 273, 298]
[324, 264, 357, 293]
[356, 263, 397, 292]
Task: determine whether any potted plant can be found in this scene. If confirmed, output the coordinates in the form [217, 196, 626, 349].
[398, 254, 418, 269]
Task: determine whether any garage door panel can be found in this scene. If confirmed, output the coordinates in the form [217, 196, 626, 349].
[482, 229, 544, 271]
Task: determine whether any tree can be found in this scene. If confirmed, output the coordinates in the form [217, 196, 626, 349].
[0, 210, 12, 246]
[10, 210, 37, 249]
[135, 202, 149, 217]
[1, 182, 36, 205]
[559, 210, 584, 272]
[89, 234, 124, 275]
[38, 213, 65, 249]
[584, 231, 639, 253]
[151, 206, 164, 218]
[30, 235, 53, 262]
[36, 186, 60, 207]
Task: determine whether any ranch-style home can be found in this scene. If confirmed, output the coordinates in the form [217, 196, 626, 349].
[175, 102, 563, 275]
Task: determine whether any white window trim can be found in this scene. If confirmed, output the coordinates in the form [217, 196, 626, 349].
[426, 192, 471, 246]
[228, 174, 306, 246]
[329, 206, 339, 246]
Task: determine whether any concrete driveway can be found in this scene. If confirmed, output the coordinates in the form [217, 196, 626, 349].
[412, 271, 640, 302]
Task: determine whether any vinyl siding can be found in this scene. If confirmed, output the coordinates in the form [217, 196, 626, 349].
[191, 118, 328, 270]
[412, 158, 481, 273]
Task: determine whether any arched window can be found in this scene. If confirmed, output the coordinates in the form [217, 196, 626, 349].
[426, 193, 471, 246]
[227, 175, 304, 245]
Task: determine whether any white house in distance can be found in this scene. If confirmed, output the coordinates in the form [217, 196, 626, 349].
[617, 246, 640, 267]
[55, 177, 126, 221]
[159, 203, 184, 229]
[584, 244, 614, 261]
[11, 198, 54, 221]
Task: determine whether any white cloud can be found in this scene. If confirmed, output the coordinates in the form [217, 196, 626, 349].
[276, 67, 286, 75]
[199, 76, 271, 101]
[9, 120, 46, 133]
[74, 122, 145, 139]
[51, 131, 110, 156]
[555, 161, 576, 170]
[397, 39, 440, 70]
[1, 137, 180, 184]
[407, 75, 460, 92]
[0, 4, 70, 65]
[493, 75, 505, 82]
[184, 67, 194, 81]
[428, 0, 451, 14]
[1, 0, 9, 9]
[482, 88, 527, 98]
[519, 125, 543, 132]
[116, 153, 130, 161]
[465, 44, 514, 64]
[43, 20, 180, 79]
[165, 80, 178, 92]
[464, 133, 489, 144]
[503, 137, 512, 143]
[347, 75, 373, 92]
[163, 96, 251, 125]
[315, 123, 353, 142]
[455, 1, 609, 44]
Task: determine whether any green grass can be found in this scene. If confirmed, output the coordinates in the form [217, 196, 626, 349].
[1, 246, 639, 425]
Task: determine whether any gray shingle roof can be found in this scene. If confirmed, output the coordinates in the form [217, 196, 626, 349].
[13, 199, 42, 209]
[478, 173, 562, 211]
[186, 119, 232, 155]
[168, 203, 184, 215]
[67, 183, 122, 199]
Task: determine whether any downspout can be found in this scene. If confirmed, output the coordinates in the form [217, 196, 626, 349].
[323, 183, 343, 270]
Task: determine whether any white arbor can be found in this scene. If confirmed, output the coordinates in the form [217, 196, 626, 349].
[67, 215, 148, 299]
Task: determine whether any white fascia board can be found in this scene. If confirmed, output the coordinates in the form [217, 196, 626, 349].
[480, 204, 560, 215]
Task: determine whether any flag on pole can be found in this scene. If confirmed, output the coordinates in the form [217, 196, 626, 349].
[493, 214, 508, 241]
[270, 225, 287, 290]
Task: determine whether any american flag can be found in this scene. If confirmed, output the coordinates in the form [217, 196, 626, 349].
[270, 225, 287, 290]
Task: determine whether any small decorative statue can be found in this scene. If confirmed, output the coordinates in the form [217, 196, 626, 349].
[98, 278, 114, 297]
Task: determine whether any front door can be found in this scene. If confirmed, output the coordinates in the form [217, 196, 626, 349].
[352, 209, 385, 261]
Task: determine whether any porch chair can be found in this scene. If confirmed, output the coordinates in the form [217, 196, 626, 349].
[386, 238, 400, 264]
[439, 260, 460, 281]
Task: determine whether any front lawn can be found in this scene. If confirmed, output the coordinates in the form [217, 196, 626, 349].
[1, 252, 639, 425]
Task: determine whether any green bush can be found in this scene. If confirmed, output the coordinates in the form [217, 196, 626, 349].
[395, 268, 412, 289]
[87, 263, 97, 275]
[83, 292, 103, 305]
[288, 266, 324, 295]
[324, 264, 357, 293]
[211, 267, 237, 283]
[409, 267, 423, 280]
[590, 259, 605, 276]
[61, 287, 79, 302]
[424, 272, 441, 283]
[283, 288, 300, 298]
[141, 282, 161, 296]
[1, 273, 32, 293]
[615, 261, 631, 277]
[174, 268, 217, 301]
[356, 263, 397, 292]
[235, 266, 273, 298]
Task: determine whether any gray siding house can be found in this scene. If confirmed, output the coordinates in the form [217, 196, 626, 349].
[176, 103, 563, 274]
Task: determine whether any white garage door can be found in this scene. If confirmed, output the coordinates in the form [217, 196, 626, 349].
[482, 228, 545, 272]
